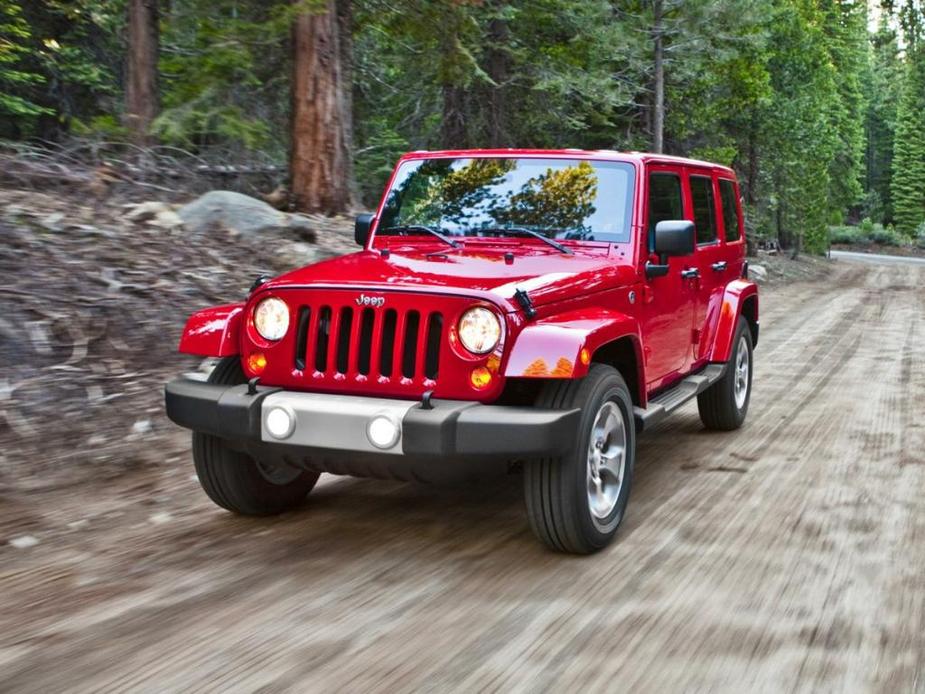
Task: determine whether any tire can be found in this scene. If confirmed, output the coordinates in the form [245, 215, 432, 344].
[192, 356, 319, 515]
[524, 364, 635, 554]
[698, 317, 753, 431]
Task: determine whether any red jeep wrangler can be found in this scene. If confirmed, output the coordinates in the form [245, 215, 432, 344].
[166, 150, 758, 554]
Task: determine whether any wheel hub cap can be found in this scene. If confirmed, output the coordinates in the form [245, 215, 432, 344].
[734, 334, 750, 410]
[587, 401, 627, 523]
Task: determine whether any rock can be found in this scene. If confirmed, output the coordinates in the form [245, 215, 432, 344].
[177, 190, 289, 235]
[125, 201, 174, 222]
[288, 215, 318, 243]
[147, 209, 184, 229]
[149, 512, 172, 525]
[131, 419, 152, 435]
[9, 535, 39, 549]
[749, 264, 768, 282]
[39, 212, 65, 231]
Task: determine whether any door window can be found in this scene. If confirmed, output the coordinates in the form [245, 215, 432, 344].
[647, 173, 684, 251]
[689, 175, 717, 244]
[718, 179, 740, 241]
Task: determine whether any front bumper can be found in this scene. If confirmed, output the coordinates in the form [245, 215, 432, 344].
[165, 378, 580, 476]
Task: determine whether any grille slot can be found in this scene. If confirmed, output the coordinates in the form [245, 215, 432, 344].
[424, 313, 442, 379]
[401, 311, 421, 379]
[335, 306, 353, 374]
[314, 306, 332, 372]
[357, 308, 375, 375]
[292, 298, 444, 386]
[294, 307, 311, 371]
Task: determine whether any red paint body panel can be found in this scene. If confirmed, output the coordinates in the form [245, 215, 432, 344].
[505, 308, 645, 404]
[709, 280, 759, 363]
[178, 304, 244, 357]
[176, 149, 757, 406]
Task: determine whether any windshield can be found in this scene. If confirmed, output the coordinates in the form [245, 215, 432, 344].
[376, 157, 636, 243]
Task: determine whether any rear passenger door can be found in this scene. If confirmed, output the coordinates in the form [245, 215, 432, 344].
[686, 170, 726, 367]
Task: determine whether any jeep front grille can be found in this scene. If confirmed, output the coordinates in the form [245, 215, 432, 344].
[294, 302, 444, 383]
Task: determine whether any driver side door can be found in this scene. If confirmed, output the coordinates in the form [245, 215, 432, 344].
[639, 167, 697, 390]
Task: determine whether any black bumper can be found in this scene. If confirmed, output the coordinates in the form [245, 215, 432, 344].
[164, 378, 580, 460]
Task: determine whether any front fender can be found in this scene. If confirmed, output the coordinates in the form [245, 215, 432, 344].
[504, 308, 643, 381]
[178, 303, 244, 357]
[709, 280, 759, 362]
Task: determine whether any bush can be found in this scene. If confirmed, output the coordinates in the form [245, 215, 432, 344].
[829, 225, 868, 245]
[868, 224, 902, 246]
[858, 217, 875, 234]
[916, 222, 925, 250]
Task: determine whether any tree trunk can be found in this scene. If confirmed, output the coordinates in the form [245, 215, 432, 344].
[291, 0, 353, 215]
[442, 84, 467, 148]
[124, 0, 159, 144]
[652, 0, 665, 154]
[486, 12, 509, 148]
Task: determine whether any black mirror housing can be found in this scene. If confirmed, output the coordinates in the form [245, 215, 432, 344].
[654, 220, 695, 257]
[355, 213, 375, 246]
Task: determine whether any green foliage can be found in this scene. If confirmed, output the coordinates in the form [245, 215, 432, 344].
[0, 0, 51, 122]
[1, 0, 922, 249]
[915, 222, 925, 249]
[154, 0, 300, 152]
[830, 220, 904, 246]
[891, 45, 925, 236]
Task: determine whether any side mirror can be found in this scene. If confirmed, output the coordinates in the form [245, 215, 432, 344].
[645, 220, 696, 279]
[654, 220, 695, 257]
[355, 213, 375, 246]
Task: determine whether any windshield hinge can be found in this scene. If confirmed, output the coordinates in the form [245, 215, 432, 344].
[514, 289, 537, 320]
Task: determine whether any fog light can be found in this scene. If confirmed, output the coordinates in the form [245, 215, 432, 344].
[469, 366, 492, 390]
[247, 352, 267, 375]
[265, 405, 295, 439]
[367, 414, 400, 449]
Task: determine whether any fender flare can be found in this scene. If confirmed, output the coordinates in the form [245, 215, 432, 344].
[504, 308, 645, 401]
[178, 303, 244, 357]
[709, 280, 759, 363]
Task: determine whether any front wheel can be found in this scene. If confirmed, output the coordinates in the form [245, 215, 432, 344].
[192, 356, 319, 515]
[524, 364, 635, 554]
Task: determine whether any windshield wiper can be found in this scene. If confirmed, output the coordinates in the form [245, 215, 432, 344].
[477, 226, 573, 255]
[381, 224, 460, 249]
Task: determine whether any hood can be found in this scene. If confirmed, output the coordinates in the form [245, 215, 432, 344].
[263, 243, 638, 310]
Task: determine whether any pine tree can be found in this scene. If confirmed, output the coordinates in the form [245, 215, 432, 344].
[891, 48, 925, 236]
[864, 20, 902, 223]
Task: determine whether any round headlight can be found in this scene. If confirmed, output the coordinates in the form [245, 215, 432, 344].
[458, 307, 502, 354]
[253, 297, 289, 341]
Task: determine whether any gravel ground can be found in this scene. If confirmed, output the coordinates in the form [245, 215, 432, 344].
[1, 254, 923, 692]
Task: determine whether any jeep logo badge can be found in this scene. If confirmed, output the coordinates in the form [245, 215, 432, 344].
[355, 294, 385, 308]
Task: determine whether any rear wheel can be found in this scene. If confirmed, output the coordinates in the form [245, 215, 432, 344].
[192, 356, 319, 515]
[524, 364, 635, 554]
[698, 318, 753, 430]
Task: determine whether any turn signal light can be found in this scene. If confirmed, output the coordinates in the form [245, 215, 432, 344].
[469, 366, 493, 390]
[579, 348, 591, 366]
[247, 352, 267, 375]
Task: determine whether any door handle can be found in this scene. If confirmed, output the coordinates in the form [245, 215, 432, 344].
[711, 261, 728, 272]
[680, 268, 700, 279]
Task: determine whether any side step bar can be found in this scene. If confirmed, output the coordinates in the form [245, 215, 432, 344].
[633, 364, 726, 432]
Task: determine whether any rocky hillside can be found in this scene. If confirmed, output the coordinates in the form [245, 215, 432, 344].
[0, 186, 354, 492]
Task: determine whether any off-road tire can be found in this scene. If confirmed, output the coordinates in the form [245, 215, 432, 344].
[524, 364, 635, 554]
[697, 318, 753, 431]
[192, 356, 319, 515]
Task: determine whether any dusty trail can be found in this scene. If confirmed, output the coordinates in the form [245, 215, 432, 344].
[1, 258, 924, 693]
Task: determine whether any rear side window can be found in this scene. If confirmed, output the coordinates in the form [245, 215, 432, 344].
[647, 173, 684, 252]
[719, 179, 740, 241]
[689, 175, 717, 244]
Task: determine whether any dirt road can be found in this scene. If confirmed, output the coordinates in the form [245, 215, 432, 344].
[2, 257, 924, 693]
